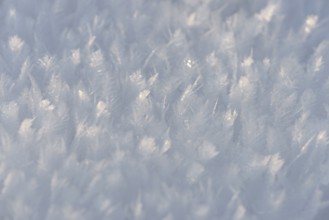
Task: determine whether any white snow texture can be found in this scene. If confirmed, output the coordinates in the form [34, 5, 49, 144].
[0, 0, 329, 219]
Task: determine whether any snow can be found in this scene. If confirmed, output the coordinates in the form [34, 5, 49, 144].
[0, 0, 329, 219]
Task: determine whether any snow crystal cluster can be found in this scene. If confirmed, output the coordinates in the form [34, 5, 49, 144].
[0, 0, 329, 219]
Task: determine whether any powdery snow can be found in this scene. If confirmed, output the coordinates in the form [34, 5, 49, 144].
[0, 0, 329, 219]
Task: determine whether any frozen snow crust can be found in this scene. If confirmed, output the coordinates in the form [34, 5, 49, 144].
[1, 0, 329, 219]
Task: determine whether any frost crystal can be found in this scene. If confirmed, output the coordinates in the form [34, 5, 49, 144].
[71, 49, 81, 64]
[304, 15, 318, 34]
[96, 100, 107, 117]
[138, 89, 150, 101]
[139, 137, 158, 155]
[241, 56, 253, 67]
[314, 56, 323, 72]
[263, 57, 270, 66]
[40, 99, 55, 111]
[78, 89, 89, 101]
[39, 55, 54, 70]
[161, 139, 171, 154]
[90, 50, 104, 68]
[256, 4, 277, 22]
[1, 1, 329, 219]
[185, 58, 195, 68]
[19, 118, 34, 138]
[8, 35, 24, 52]
[268, 153, 284, 175]
[198, 141, 219, 160]
[238, 76, 250, 90]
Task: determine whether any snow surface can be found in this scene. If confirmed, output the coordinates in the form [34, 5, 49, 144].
[0, 0, 329, 219]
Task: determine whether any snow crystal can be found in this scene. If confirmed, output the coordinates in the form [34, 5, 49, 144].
[224, 109, 238, 126]
[314, 56, 323, 72]
[96, 100, 107, 117]
[89, 50, 104, 68]
[250, 153, 285, 176]
[256, 4, 277, 22]
[161, 139, 171, 154]
[241, 55, 254, 67]
[78, 89, 89, 101]
[70, 49, 81, 64]
[39, 55, 55, 70]
[197, 141, 219, 160]
[304, 15, 318, 34]
[138, 89, 150, 101]
[147, 73, 158, 86]
[40, 99, 55, 111]
[238, 76, 250, 90]
[1, 0, 329, 219]
[317, 130, 328, 143]
[18, 118, 34, 138]
[1, 101, 19, 119]
[268, 153, 284, 175]
[186, 13, 197, 27]
[8, 35, 24, 52]
[138, 136, 158, 155]
[206, 52, 218, 67]
[263, 57, 270, 66]
[184, 58, 195, 68]
[129, 70, 146, 89]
